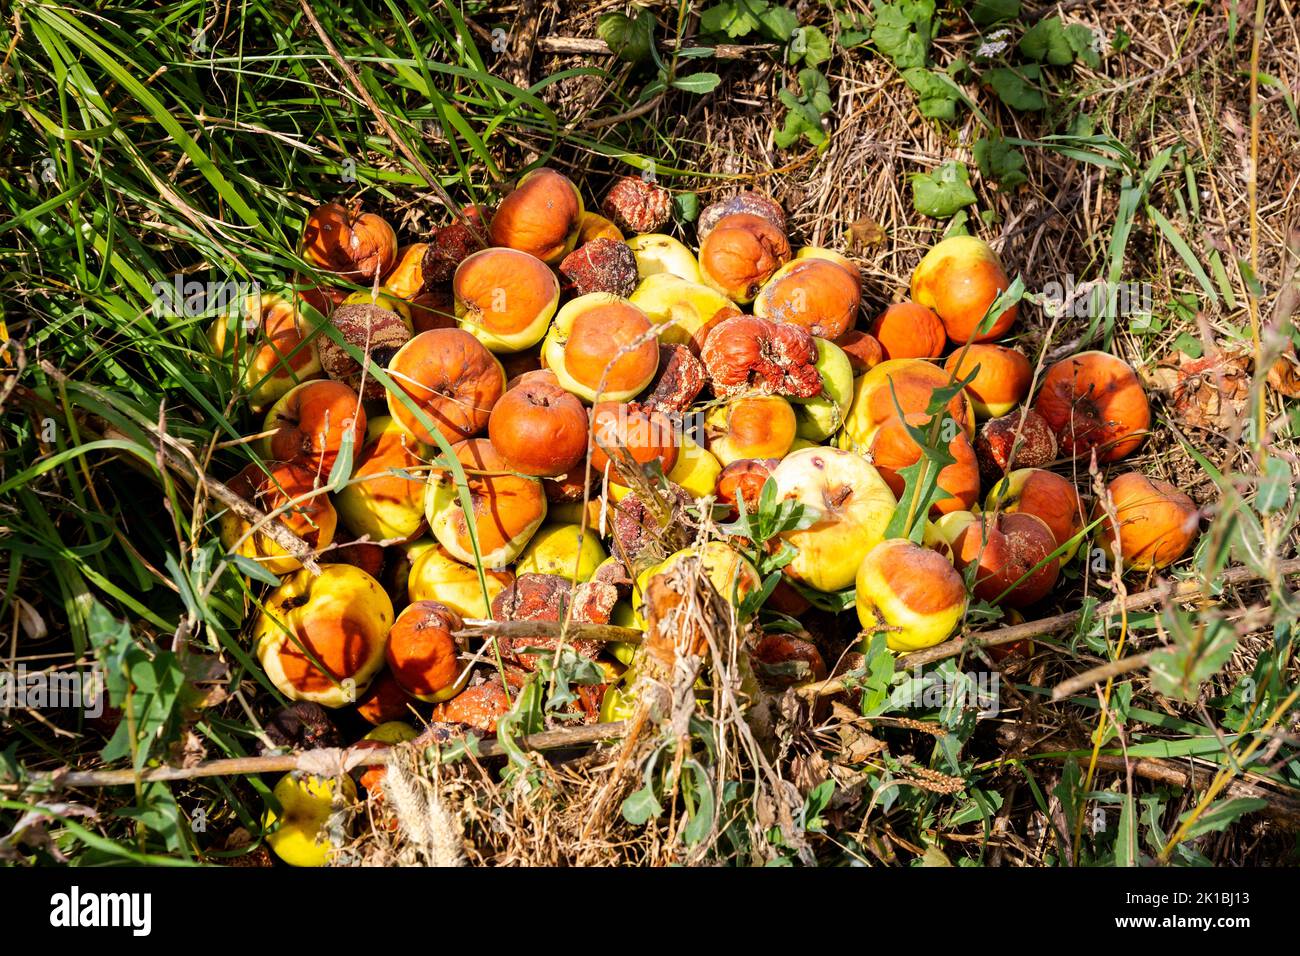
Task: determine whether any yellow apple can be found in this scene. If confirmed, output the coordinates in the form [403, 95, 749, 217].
[514, 522, 608, 582]
[333, 415, 427, 543]
[264, 772, 356, 867]
[254, 564, 392, 707]
[855, 538, 968, 652]
[407, 544, 509, 619]
[627, 273, 735, 350]
[626, 233, 702, 283]
[770, 446, 897, 592]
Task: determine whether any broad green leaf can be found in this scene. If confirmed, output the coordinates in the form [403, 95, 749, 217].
[910, 161, 977, 218]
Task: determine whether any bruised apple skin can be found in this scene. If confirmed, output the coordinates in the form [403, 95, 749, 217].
[910, 236, 1018, 344]
[318, 303, 412, 401]
[589, 401, 679, 485]
[488, 167, 583, 264]
[698, 213, 792, 304]
[770, 446, 898, 592]
[261, 379, 366, 475]
[487, 370, 588, 478]
[333, 415, 427, 543]
[1095, 472, 1199, 571]
[542, 293, 660, 403]
[953, 511, 1060, 608]
[220, 461, 337, 575]
[300, 202, 397, 283]
[453, 247, 560, 353]
[386, 600, 466, 703]
[985, 468, 1085, 562]
[752, 257, 861, 340]
[385, 328, 506, 446]
[1032, 351, 1151, 464]
[254, 564, 393, 708]
[856, 539, 967, 652]
[425, 438, 547, 568]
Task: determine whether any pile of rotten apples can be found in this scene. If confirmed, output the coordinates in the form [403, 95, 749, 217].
[211, 168, 1200, 865]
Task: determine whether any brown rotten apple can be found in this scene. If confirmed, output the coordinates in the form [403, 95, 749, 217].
[488, 370, 589, 478]
[698, 212, 791, 304]
[488, 167, 583, 264]
[317, 303, 412, 401]
[985, 468, 1085, 561]
[697, 192, 786, 241]
[300, 201, 397, 282]
[700, 314, 822, 399]
[1095, 472, 1199, 570]
[953, 511, 1060, 608]
[385, 328, 506, 446]
[1033, 351, 1151, 463]
[261, 379, 366, 474]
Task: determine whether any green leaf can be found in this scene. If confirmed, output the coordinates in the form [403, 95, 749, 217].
[1148, 610, 1238, 702]
[674, 192, 700, 222]
[700, 1, 765, 38]
[1065, 23, 1102, 69]
[758, 4, 800, 41]
[970, 0, 1021, 25]
[973, 133, 1027, 189]
[910, 161, 977, 218]
[597, 9, 655, 64]
[872, 0, 935, 70]
[791, 26, 832, 67]
[1019, 17, 1074, 65]
[621, 784, 664, 824]
[1176, 798, 1267, 840]
[903, 68, 960, 121]
[985, 65, 1046, 111]
[672, 72, 722, 94]
[1257, 456, 1292, 513]
[229, 554, 282, 587]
